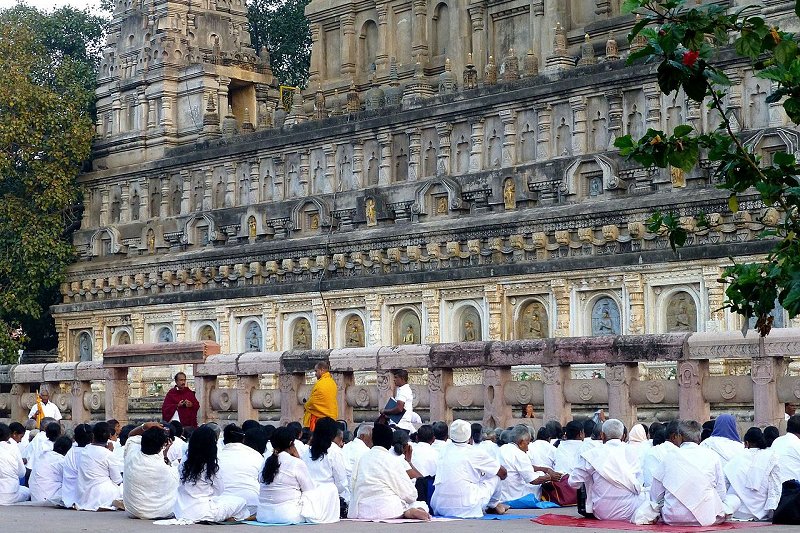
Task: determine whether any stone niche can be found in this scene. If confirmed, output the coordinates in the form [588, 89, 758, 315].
[517, 300, 548, 340]
[394, 308, 422, 345]
[665, 291, 698, 333]
[591, 296, 620, 336]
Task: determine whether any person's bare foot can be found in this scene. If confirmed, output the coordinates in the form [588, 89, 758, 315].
[486, 503, 509, 515]
[403, 508, 431, 521]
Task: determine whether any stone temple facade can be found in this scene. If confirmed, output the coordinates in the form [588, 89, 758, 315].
[53, 0, 799, 376]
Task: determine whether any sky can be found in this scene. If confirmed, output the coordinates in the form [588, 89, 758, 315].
[0, 0, 102, 12]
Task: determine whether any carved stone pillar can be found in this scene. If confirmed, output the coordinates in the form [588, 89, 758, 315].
[726, 69, 743, 133]
[340, 13, 356, 77]
[365, 294, 383, 346]
[411, 0, 429, 64]
[376, 369, 393, 413]
[484, 367, 512, 428]
[10, 384, 30, 423]
[550, 279, 571, 337]
[352, 140, 364, 188]
[312, 297, 329, 349]
[279, 373, 305, 424]
[499, 109, 517, 167]
[160, 176, 170, 218]
[570, 96, 588, 156]
[435, 122, 452, 176]
[105, 367, 129, 424]
[332, 371, 355, 426]
[536, 104, 552, 160]
[217, 77, 230, 117]
[703, 265, 725, 331]
[99, 185, 110, 226]
[237, 375, 260, 423]
[309, 23, 322, 84]
[375, 2, 389, 72]
[120, 182, 130, 223]
[217, 309, 230, 353]
[469, 117, 484, 172]
[468, 6, 487, 75]
[606, 363, 638, 428]
[180, 170, 191, 215]
[624, 273, 645, 334]
[644, 83, 662, 130]
[769, 81, 787, 126]
[138, 87, 148, 131]
[678, 359, 710, 422]
[484, 283, 504, 340]
[377, 132, 392, 186]
[160, 93, 174, 130]
[112, 97, 121, 135]
[249, 162, 260, 204]
[606, 90, 623, 151]
[752, 353, 786, 428]
[264, 303, 278, 351]
[299, 150, 310, 197]
[273, 156, 285, 201]
[407, 128, 422, 182]
[139, 179, 150, 220]
[196, 375, 217, 424]
[428, 367, 453, 423]
[542, 365, 571, 424]
[71, 381, 92, 424]
[324, 144, 336, 194]
[422, 289, 441, 343]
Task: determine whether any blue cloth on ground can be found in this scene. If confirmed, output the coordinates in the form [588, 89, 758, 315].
[504, 494, 560, 509]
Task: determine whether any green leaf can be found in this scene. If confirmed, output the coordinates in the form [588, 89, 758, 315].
[735, 30, 764, 59]
[785, 97, 800, 124]
[796, 0, 800, 18]
[683, 73, 708, 102]
[673, 125, 693, 137]
[622, 0, 642, 15]
[627, 12, 650, 42]
[729, 195, 739, 213]
[774, 39, 798, 65]
[657, 61, 684, 95]
[773, 151, 796, 167]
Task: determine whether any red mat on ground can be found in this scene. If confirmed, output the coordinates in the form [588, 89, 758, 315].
[532, 514, 774, 531]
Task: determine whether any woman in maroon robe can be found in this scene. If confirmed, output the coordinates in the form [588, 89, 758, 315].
[161, 372, 199, 428]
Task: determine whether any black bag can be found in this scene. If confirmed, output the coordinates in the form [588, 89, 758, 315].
[576, 483, 594, 518]
[339, 496, 349, 519]
[773, 479, 800, 524]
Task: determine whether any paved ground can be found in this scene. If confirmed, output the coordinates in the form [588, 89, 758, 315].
[1, 503, 793, 533]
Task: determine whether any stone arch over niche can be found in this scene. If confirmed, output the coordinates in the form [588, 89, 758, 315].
[242, 319, 263, 351]
[181, 213, 218, 246]
[451, 302, 483, 342]
[112, 328, 132, 346]
[431, 2, 450, 57]
[90, 227, 123, 257]
[590, 295, 621, 336]
[358, 20, 378, 76]
[516, 299, 549, 340]
[664, 290, 699, 333]
[155, 325, 174, 343]
[341, 313, 366, 348]
[564, 155, 621, 200]
[291, 197, 330, 233]
[76, 331, 93, 362]
[394, 307, 422, 345]
[744, 128, 800, 167]
[412, 175, 464, 216]
[196, 323, 217, 342]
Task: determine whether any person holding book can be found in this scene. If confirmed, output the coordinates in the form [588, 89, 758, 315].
[380, 369, 415, 433]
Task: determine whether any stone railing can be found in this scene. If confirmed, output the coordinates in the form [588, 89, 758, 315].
[2, 331, 800, 430]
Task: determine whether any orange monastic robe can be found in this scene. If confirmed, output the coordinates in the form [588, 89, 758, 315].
[303, 371, 338, 429]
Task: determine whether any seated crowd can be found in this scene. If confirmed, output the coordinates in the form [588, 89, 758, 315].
[2, 409, 800, 525]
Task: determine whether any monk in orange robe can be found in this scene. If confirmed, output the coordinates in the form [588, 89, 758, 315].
[303, 361, 338, 430]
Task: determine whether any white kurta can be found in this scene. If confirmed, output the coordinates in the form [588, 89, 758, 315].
[342, 437, 369, 485]
[700, 436, 745, 465]
[528, 439, 556, 469]
[431, 439, 448, 454]
[641, 443, 673, 489]
[349, 446, 422, 519]
[122, 435, 180, 519]
[650, 442, 728, 526]
[61, 446, 85, 509]
[258, 451, 326, 524]
[498, 443, 543, 502]
[0, 440, 29, 504]
[166, 437, 187, 466]
[27, 401, 62, 421]
[394, 384, 416, 433]
[476, 440, 501, 463]
[569, 439, 644, 521]
[770, 432, 800, 483]
[431, 441, 501, 518]
[410, 441, 439, 477]
[76, 444, 123, 511]
[218, 442, 264, 508]
[174, 473, 249, 523]
[22, 431, 53, 471]
[301, 444, 347, 523]
[724, 448, 781, 521]
[553, 439, 584, 474]
[29, 450, 65, 503]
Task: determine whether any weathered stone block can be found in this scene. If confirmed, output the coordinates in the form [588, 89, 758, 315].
[429, 342, 488, 368]
[330, 347, 378, 372]
[12, 363, 46, 384]
[43, 362, 79, 383]
[613, 334, 689, 362]
[0, 364, 16, 384]
[687, 331, 760, 360]
[377, 345, 430, 370]
[75, 360, 106, 381]
[103, 341, 220, 368]
[547, 336, 614, 366]
[237, 352, 282, 375]
[488, 339, 546, 366]
[281, 350, 330, 373]
[195, 353, 239, 376]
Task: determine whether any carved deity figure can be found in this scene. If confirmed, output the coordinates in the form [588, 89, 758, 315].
[310, 213, 320, 230]
[131, 191, 140, 220]
[437, 196, 448, 214]
[171, 184, 182, 215]
[116, 331, 131, 345]
[503, 179, 516, 210]
[365, 198, 377, 226]
[199, 325, 216, 341]
[215, 177, 226, 208]
[463, 319, 477, 341]
[146, 229, 156, 253]
[78, 333, 92, 361]
[592, 298, 620, 336]
[667, 293, 697, 333]
[248, 215, 257, 238]
[158, 327, 173, 342]
[403, 325, 415, 344]
[521, 302, 548, 339]
[345, 316, 365, 347]
[293, 319, 311, 349]
[246, 322, 262, 351]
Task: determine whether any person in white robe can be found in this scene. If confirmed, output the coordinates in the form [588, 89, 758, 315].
[410, 424, 439, 478]
[0, 423, 29, 504]
[724, 427, 781, 521]
[61, 423, 91, 509]
[645, 420, 739, 526]
[174, 425, 249, 523]
[498, 425, 553, 503]
[700, 414, 745, 465]
[348, 424, 430, 520]
[123, 424, 180, 519]
[301, 417, 348, 523]
[771, 414, 800, 483]
[430, 421, 448, 453]
[8, 422, 28, 459]
[76, 422, 123, 511]
[528, 426, 557, 469]
[641, 423, 672, 490]
[475, 427, 501, 462]
[29, 436, 71, 503]
[342, 424, 372, 486]
[218, 423, 264, 513]
[381, 369, 417, 433]
[22, 417, 57, 471]
[553, 420, 585, 474]
[27, 389, 62, 422]
[430, 419, 509, 517]
[569, 419, 646, 521]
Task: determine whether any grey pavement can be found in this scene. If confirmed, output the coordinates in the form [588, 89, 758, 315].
[0, 502, 792, 533]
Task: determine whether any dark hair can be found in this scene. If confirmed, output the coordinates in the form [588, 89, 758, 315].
[650, 422, 667, 446]
[666, 420, 681, 439]
[649, 422, 665, 437]
[788, 414, 800, 435]
[107, 419, 119, 437]
[141, 427, 169, 455]
[582, 419, 596, 437]
[263, 424, 275, 442]
[242, 419, 261, 432]
[93, 421, 111, 443]
[591, 422, 602, 440]
[565, 420, 583, 440]
[244, 427, 268, 454]
[300, 427, 312, 445]
[53, 436, 73, 455]
[743, 427, 767, 449]
[261, 426, 295, 485]
[471, 423, 483, 444]
[9, 422, 25, 435]
[45, 422, 62, 442]
[74, 424, 93, 447]
[545, 420, 563, 440]
[701, 419, 715, 441]
[287, 421, 303, 439]
[0, 423, 10, 442]
[119, 424, 136, 446]
[764, 426, 780, 447]
[309, 417, 337, 461]
[314, 361, 330, 372]
[536, 426, 549, 441]
[181, 425, 219, 485]
[372, 423, 394, 449]
[174, 372, 186, 382]
[223, 423, 245, 445]
[391, 369, 409, 381]
[169, 420, 184, 439]
[432, 421, 448, 440]
[392, 428, 409, 455]
[417, 424, 434, 443]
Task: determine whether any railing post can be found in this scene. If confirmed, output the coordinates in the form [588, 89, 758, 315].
[678, 359, 710, 422]
[278, 372, 304, 425]
[332, 371, 354, 427]
[196, 375, 218, 424]
[428, 367, 453, 423]
[752, 351, 786, 428]
[542, 365, 571, 424]
[70, 380, 92, 424]
[10, 383, 30, 423]
[606, 363, 639, 429]
[104, 367, 129, 424]
[483, 366, 512, 428]
[376, 369, 393, 412]
[237, 375, 260, 423]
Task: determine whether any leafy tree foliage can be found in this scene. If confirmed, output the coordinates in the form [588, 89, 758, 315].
[248, 0, 311, 88]
[0, 5, 105, 361]
[616, 0, 800, 336]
